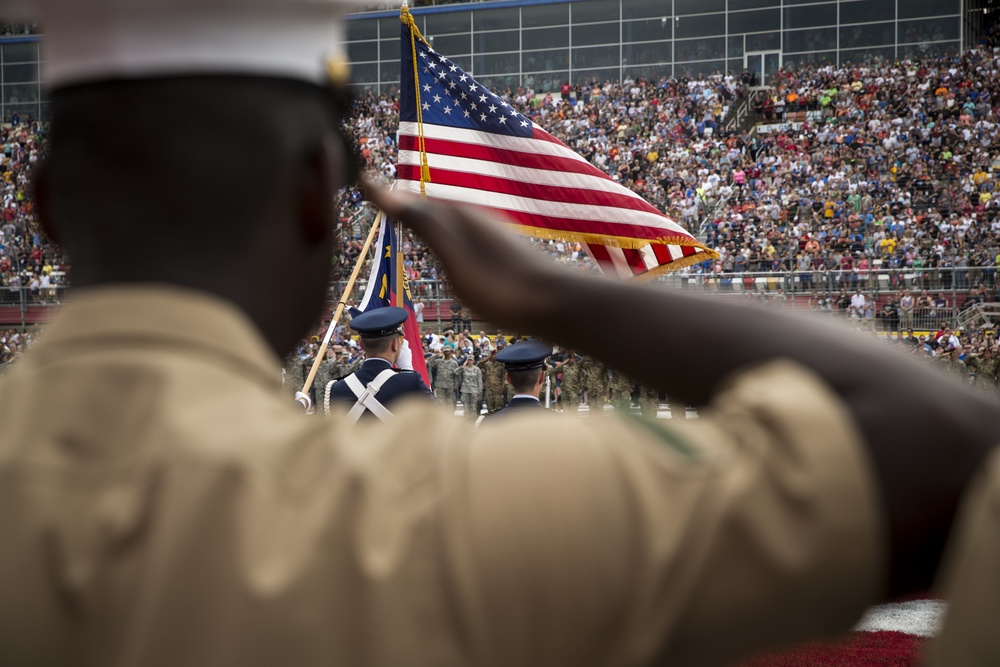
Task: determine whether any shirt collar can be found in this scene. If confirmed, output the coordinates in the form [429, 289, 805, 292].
[33, 285, 281, 388]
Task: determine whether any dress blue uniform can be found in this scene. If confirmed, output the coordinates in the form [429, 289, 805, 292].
[324, 308, 432, 421]
[481, 340, 552, 423]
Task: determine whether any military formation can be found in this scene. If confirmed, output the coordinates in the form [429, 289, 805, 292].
[282, 333, 680, 419]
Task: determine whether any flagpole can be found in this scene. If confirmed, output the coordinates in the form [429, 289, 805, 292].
[296, 211, 384, 410]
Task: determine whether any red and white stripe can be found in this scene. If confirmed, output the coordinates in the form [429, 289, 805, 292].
[397, 121, 715, 279]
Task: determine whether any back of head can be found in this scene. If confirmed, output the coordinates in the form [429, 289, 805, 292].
[27, 0, 365, 356]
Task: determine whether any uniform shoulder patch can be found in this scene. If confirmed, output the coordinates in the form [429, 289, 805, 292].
[622, 412, 698, 460]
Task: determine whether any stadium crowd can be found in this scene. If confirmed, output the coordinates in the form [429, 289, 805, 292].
[4, 35, 1000, 391]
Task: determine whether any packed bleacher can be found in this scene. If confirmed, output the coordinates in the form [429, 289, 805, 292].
[4, 35, 1000, 381]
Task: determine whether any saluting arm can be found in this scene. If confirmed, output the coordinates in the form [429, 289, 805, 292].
[368, 183, 1000, 597]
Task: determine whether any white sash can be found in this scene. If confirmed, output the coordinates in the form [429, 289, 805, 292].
[337, 368, 398, 423]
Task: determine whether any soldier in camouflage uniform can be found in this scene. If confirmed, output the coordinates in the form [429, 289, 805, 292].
[478, 349, 508, 414]
[429, 347, 460, 410]
[609, 368, 634, 414]
[969, 348, 999, 396]
[580, 355, 609, 416]
[936, 347, 969, 384]
[282, 352, 308, 403]
[456, 356, 484, 421]
[639, 384, 659, 418]
[557, 354, 583, 413]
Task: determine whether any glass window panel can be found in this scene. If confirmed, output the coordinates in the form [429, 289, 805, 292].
[623, 41, 671, 65]
[783, 27, 836, 53]
[524, 71, 567, 92]
[898, 41, 960, 59]
[784, 4, 837, 29]
[351, 62, 379, 84]
[347, 41, 378, 63]
[674, 13, 725, 39]
[2, 63, 37, 84]
[2, 42, 38, 63]
[675, 0, 724, 15]
[899, 18, 960, 44]
[728, 59, 744, 76]
[522, 26, 569, 49]
[450, 55, 473, 72]
[622, 0, 670, 20]
[3, 84, 38, 104]
[572, 0, 620, 24]
[39, 101, 51, 120]
[522, 3, 568, 27]
[623, 18, 671, 43]
[728, 9, 780, 34]
[346, 19, 378, 42]
[478, 74, 520, 94]
[351, 82, 378, 95]
[898, 0, 959, 19]
[677, 60, 725, 77]
[839, 0, 895, 24]
[572, 45, 619, 70]
[4, 104, 39, 122]
[475, 30, 519, 53]
[425, 11, 471, 35]
[573, 67, 620, 86]
[839, 46, 895, 66]
[378, 16, 402, 38]
[379, 61, 399, 84]
[728, 36, 744, 58]
[473, 52, 519, 75]
[628, 64, 672, 82]
[429, 34, 471, 56]
[729, 0, 780, 9]
[379, 39, 398, 60]
[572, 22, 619, 46]
[840, 22, 894, 49]
[522, 48, 569, 72]
[783, 0, 824, 4]
[782, 51, 836, 69]
[473, 7, 520, 31]
[746, 31, 781, 51]
[675, 37, 724, 62]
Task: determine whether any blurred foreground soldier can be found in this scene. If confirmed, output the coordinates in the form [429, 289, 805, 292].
[480, 340, 552, 423]
[2, 2, 1000, 667]
[324, 307, 432, 420]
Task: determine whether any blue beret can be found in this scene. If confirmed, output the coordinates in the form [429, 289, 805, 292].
[495, 340, 552, 371]
[350, 307, 408, 338]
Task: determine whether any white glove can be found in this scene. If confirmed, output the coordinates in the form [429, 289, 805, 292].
[294, 391, 313, 413]
[397, 338, 414, 370]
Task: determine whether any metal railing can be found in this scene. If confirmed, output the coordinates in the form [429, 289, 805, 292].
[2, 266, 996, 332]
[653, 266, 998, 296]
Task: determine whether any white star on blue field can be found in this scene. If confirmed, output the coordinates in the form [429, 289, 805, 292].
[400, 27, 533, 138]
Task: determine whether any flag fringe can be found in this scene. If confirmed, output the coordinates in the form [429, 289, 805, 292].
[510, 222, 718, 254]
[627, 252, 713, 281]
[401, 6, 432, 194]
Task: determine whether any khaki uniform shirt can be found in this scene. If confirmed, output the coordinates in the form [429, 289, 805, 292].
[927, 448, 1000, 666]
[0, 287, 882, 667]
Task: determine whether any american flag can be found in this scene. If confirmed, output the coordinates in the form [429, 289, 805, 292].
[396, 15, 716, 279]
